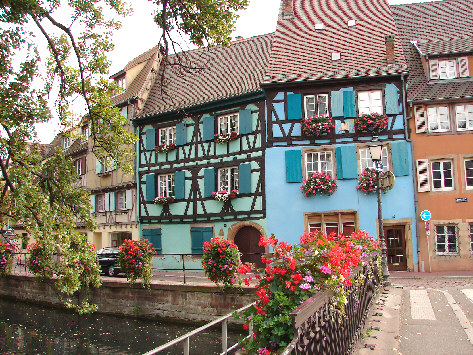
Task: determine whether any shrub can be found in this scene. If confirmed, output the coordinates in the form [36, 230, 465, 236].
[300, 172, 338, 196]
[27, 243, 52, 277]
[202, 236, 241, 288]
[118, 239, 156, 288]
[301, 115, 334, 137]
[357, 168, 388, 194]
[0, 242, 14, 276]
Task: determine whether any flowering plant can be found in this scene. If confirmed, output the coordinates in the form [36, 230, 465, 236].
[214, 131, 238, 144]
[301, 115, 334, 137]
[202, 236, 242, 289]
[212, 189, 238, 202]
[118, 239, 156, 288]
[300, 172, 337, 196]
[27, 243, 52, 277]
[354, 113, 388, 134]
[155, 143, 176, 153]
[154, 196, 175, 204]
[237, 231, 381, 354]
[357, 168, 388, 194]
[0, 242, 14, 276]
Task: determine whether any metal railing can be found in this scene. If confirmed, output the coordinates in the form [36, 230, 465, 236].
[143, 302, 255, 355]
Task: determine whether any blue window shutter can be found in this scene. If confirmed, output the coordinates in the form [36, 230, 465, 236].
[202, 116, 215, 141]
[285, 150, 302, 183]
[203, 168, 215, 197]
[126, 189, 133, 210]
[239, 109, 253, 134]
[142, 229, 162, 254]
[96, 158, 102, 174]
[90, 195, 95, 213]
[191, 227, 212, 255]
[385, 85, 400, 115]
[287, 93, 302, 120]
[174, 171, 186, 199]
[176, 123, 187, 146]
[145, 129, 156, 150]
[336, 145, 358, 179]
[238, 163, 251, 194]
[343, 91, 356, 118]
[391, 141, 409, 176]
[331, 91, 344, 117]
[145, 173, 156, 202]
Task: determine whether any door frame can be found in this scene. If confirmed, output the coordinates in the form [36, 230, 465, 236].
[380, 218, 413, 271]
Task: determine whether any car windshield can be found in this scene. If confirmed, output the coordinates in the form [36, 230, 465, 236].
[97, 248, 119, 255]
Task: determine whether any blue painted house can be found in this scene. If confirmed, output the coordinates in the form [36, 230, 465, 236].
[262, 0, 418, 271]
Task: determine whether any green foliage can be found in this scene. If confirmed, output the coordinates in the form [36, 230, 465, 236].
[118, 239, 156, 288]
[0, 241, 14, 276]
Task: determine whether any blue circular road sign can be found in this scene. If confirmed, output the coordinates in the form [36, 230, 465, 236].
[420, 210, 431, 221]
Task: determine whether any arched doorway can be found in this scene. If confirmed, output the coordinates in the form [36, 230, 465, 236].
[234, 226, 265, 268]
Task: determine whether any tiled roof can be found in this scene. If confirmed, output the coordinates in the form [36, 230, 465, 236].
[416, 37, 473, 56]
[391, 0, 473, 102]
[137, 33, 273, 118]
[264, 0, 407, 84]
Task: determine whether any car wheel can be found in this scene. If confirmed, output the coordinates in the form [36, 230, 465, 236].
[107, 266, 116, 277]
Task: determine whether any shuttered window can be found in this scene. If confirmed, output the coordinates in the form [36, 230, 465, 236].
[438, 59, 457, 79]
[218, 113, 239, 135]
[458, 57, 470, 78]
[414, 105, 427, 133]
[466, 159, 473, 190]
[145, 129, 156, 150]
[217, 167, 238, 192]
[142, 229, 162, 254]
[158, 173, 174, 198]
[416, 159, 431, 192]
[191, 227, 213, 255]
[427, 106, 450, 132]
[357, 90, 383, 115]
[429, 59, 439, 80]
[287, 93, 302, 120]
[305, 151, 333, 179]
[431, 160, 454, 191]
[158, 126, 176, 146]
[455, 104, 473, 131]
[359, 146, 389, 172]
[304, 95, 329, 118]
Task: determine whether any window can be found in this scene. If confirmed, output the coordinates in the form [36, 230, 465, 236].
[465, 159, 473, 189]
[159, 126, 176, 146]
[430, 57, 470, 80]
[158, 174, 174, 197]
[455, 104, 473, 131]
[117, 191, 127, 210]
[358, 90, 383, 115]
[62, 137, 71, 149]
[431, 160, 454, 191]
[306, 212, 357, 236]
[305, 151, 333, 179]
[218, 167, 239, 191]
[116, 76, 126, 90]
[438, 59, 457, 79]
[81, 124, 89, 137]
[359, 146, 389, 172]
[427, 106, 450, 132]
[96, 194, 105, 212]
[191, 227, 213, 255]
[218, 113, 239, 135]
[74, 159, 82, 176]
[304, 94, 329, 118]
[436, 225, 457, 254]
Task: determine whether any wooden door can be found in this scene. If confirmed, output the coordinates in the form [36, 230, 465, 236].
[384, 226, 407, 271]
[234, 227, 265, 268]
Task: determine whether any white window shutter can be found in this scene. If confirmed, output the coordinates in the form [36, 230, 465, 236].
[104, 192, 110, 211]
[126, 189, 133, 210]
[414, 105, 427, 133]
[458, 57, 470, 78]
[416, 159, 431, 192]
[429, 59, 439, 80]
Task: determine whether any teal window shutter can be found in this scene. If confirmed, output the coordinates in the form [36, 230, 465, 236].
[145, 173, 156, 202]
[331, 91, 344, 117]
[238, 163, 251, 194]
[391, 141, 409, 176]
[174, 171, 186, 199]
[96, 158, 102, 174]
[343, 91, 356, 118]
[202, 116, 215, 141]
[191, 227, 213, 255]
[287, 93, 302, 120]
[239, 109, 253, 134]
[142, 229, 162, 254]
[126, 189, 133, 210]
[385, 85, 400, 115]
[285, 150, 302, 183]
[145, 129, 156, 150]
[203, 168, 215, 197]
[176, 123, 187, 146]
[90, 195, 95, 213]
[336, 145, 358, 179]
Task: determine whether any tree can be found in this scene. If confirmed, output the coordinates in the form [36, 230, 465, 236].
[0, 0, 248, 313]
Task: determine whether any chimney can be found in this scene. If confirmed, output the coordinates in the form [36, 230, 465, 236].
[385, 34, 396, 64]
[281, 0, 294, 19]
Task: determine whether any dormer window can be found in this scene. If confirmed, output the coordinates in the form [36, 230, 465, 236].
[116, 76, 126, 90]
[429, 57, 470, 80]
[62, 137, 71, 149]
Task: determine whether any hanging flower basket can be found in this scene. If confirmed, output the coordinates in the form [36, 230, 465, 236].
[214, 131, 238, 144]
[354, 113, 388, 134]
[154, 196, 175, 204]
[155, 143, 176, 153]
[212, 189, 238, 202]
[301, 172, 338, 196]
[357, 168, 388, 194]
[301, 115, 334, 137]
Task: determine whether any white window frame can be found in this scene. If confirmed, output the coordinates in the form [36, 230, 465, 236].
[96, 194, 105, 212]
[218, 113, 239, 136]
[304, 151, 334, 179]
[158, 174, 174, 198]
[455, 104, 473, 131]
[427, 105, 450, 132]
[435, 224, 458, 255]
[359, 146, 389, 172]
[438, 59, 457, 79]
[465, 159, 473, 190]
[74, 159, 82, 176]
[217, 166, 239, 192]
[116, 76, 126, 90]
[431, 160, 454, 191]
[117, 191, 127, 210]
[63, 137, 71, 149]
[304, 94, 329, 118]
[357, 90, 383, 115]
[159, 126, 177, 146]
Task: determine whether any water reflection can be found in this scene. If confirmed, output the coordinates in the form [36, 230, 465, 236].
[0, 297, 244, 354]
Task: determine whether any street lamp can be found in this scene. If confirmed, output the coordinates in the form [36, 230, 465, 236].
[369, 137, 390, 286]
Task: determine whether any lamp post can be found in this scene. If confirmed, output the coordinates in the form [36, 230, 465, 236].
[369, 137, 390, 286]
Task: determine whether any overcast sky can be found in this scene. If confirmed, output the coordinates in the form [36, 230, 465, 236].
[37, 0, 430, 143]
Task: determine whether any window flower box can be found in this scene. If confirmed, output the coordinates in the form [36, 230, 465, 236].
[354, 113, 388, 134]
[154, 196, 175, 204]
[357, 168, 388, 193]
[301, 172, 338, 196]
[155, 143, 176, 153]
[214, 131, 238, 144]
[212, 189, 238, 202]
[301, 115, 334, 137]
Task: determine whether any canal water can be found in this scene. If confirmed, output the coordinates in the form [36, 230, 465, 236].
[0, 297, 245, 354]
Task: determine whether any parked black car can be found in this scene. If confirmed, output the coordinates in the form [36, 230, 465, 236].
[97, 247, 121, 276]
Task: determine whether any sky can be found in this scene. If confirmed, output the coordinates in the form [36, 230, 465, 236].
[37, 0, 431, 143]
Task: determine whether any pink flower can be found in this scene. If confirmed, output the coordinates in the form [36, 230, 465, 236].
[299, 282, 311, 290]
[320, 264, 331, 274]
